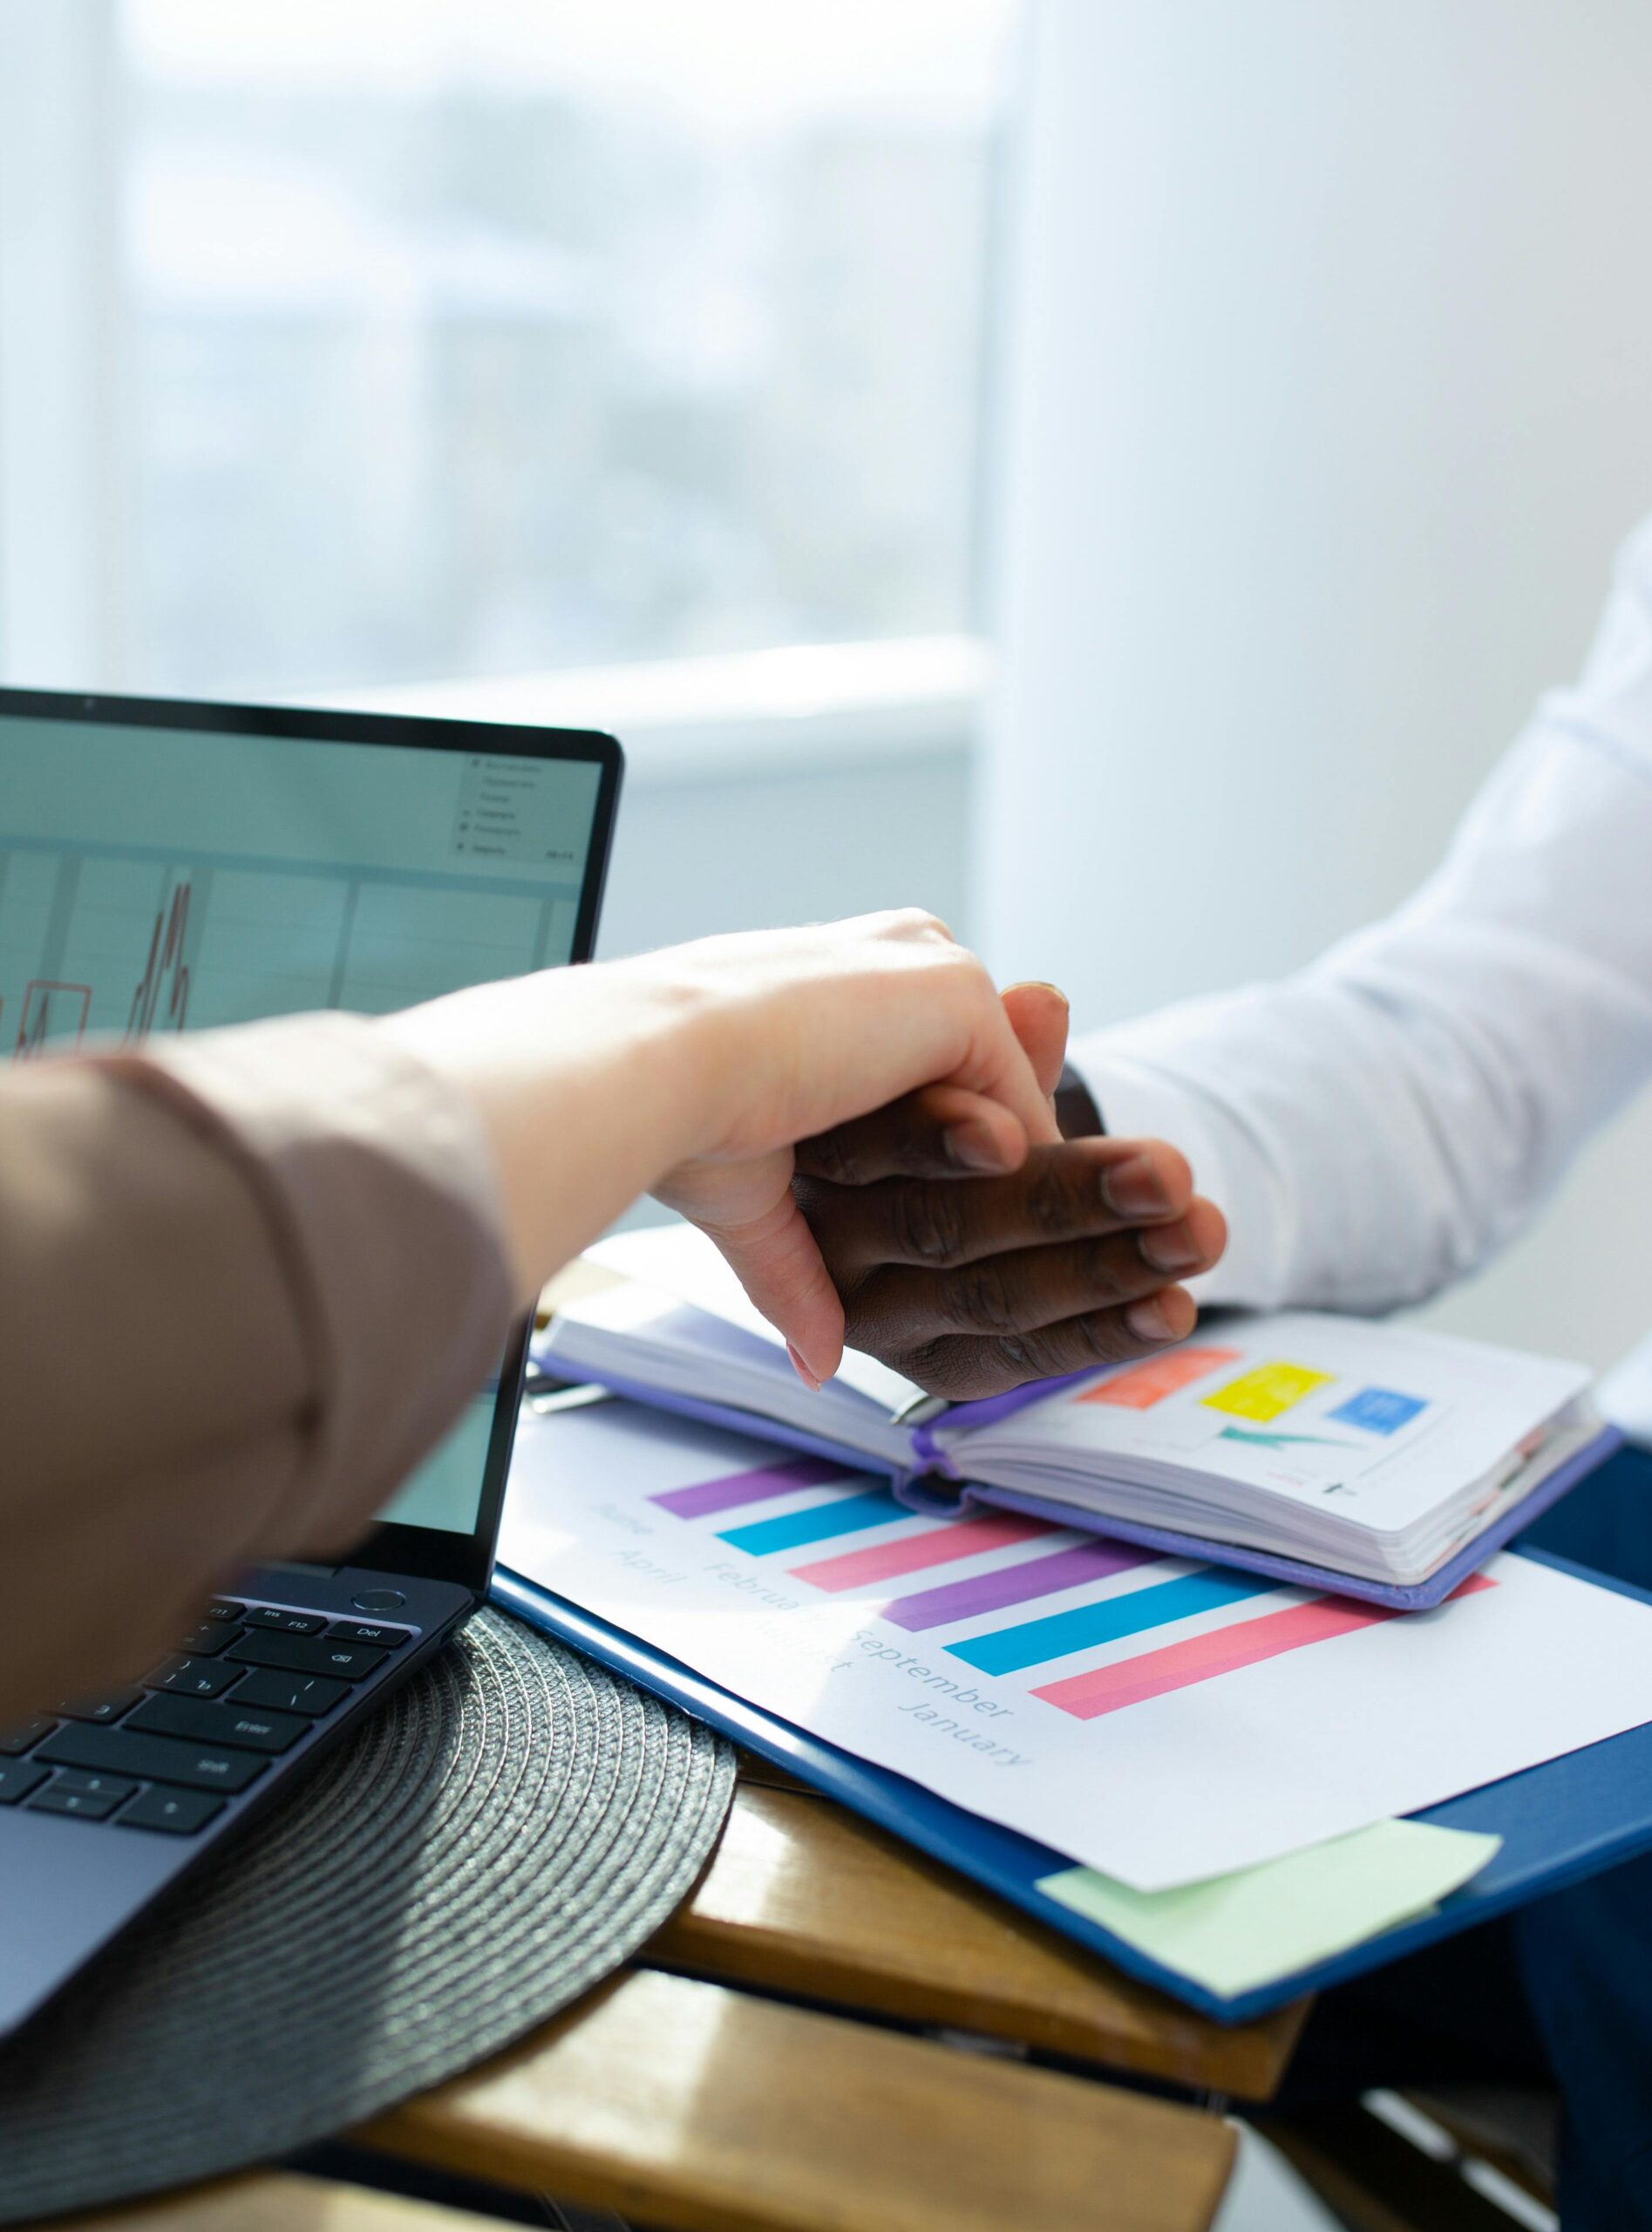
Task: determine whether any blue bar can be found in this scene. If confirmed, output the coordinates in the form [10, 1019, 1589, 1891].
[719, 1487, 906, 1557]
[947, 1569, 1278, 1676]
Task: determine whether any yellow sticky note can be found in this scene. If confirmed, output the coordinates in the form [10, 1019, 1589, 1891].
[1037, 1820, 1501, 1999]
[1204, 1361, 1333, 1423]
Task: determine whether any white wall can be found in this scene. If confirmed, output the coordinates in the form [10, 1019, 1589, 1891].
[573, 737, 972, 1237]
[595, 745, 971, 961]
[981, 0, 1652, 1368]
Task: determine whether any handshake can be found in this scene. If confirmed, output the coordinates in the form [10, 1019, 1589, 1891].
[630, 918, 1227, 1401]
[788, 978, 1227, 1399]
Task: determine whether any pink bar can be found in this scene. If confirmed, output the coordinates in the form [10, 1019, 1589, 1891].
[788, 1512, 1050, 1593]
[1034, 1572, 1494, 1721]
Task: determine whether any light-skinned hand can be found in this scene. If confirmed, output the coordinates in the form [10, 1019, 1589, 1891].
[382, 911, 1061, 1386]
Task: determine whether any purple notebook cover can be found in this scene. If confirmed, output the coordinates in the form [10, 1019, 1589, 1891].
[549, 1357, 1621, 1611]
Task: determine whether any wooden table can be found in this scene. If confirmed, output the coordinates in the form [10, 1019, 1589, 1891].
[58, 1752, 1307, 2232]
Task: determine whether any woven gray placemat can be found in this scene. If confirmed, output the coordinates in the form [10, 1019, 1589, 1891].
[0, 1608, 736, 2224]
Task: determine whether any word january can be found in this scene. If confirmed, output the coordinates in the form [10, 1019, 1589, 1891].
[895, 1699, 1031, 1767]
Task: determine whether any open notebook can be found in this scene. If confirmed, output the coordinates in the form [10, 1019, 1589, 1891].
[538, 1225, 1619, 1610]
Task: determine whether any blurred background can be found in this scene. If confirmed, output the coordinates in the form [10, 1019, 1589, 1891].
[4, 0, 1652, 1392]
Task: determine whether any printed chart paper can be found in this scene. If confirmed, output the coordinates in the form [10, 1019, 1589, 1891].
[500, 1398, 1652, 1889]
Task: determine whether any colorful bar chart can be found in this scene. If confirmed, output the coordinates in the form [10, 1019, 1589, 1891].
[947, 1569, 1278, 1677]
[882, 1538, 1155, 1632]
[717, 1487, 908, 1556]
[1033, 1596, 1396, 1718]
[790, 1511, 1050, 1594]
[1032, 1572, 1494, 1720]
[645, 1452, 1440, 1725]
[651, 1454, 853, 1520]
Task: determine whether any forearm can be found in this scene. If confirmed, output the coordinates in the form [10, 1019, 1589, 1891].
[1074, 513, 1652, 1316]
[0, 910, 1049, 1715]
[0, 1020, 512, 1717]
[1072, 974, 1478, 1316]
[377, 958, 717, 1299]
[1076, 731, 1652, 1314]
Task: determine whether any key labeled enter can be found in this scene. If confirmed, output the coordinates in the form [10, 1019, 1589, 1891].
[126, 1694, 309, 1754]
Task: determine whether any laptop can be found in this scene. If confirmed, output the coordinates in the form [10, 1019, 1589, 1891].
[0, 685, 622, 2037]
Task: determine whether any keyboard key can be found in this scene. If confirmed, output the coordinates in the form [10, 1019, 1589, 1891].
[175, 1622, 235, 1658]
[0, 1759, 49, 1806]
[329, 1620, 410, 1650]
[147, 1656, 241, 1698]
[243, 1607, 327, 1637]
[127, 1694, 306, 1754]
[228, 1632, 385, 1682]
[28, 1770, 136, 1820]
[230, 1670, 349, 1718]
[0, 1715, 57, 1755]
[37, 1725, 268, 1795]
[204, 1599, 245, 1623]
[56, 1689, 143, 1725]
[46, 1770, 135, 1802]
[118, 1786, 223, 1835]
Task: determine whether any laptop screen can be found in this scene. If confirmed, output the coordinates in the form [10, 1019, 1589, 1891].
[0, 691, 621, 1567]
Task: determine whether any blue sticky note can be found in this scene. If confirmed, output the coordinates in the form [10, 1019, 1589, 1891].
[1329, 1386, 1426, 1435]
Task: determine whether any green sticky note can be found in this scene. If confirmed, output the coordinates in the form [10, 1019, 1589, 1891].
[1037, 1820, 1501, 1999]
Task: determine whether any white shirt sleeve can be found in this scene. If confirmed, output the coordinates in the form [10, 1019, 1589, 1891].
[1071, 517, 1652, 1315]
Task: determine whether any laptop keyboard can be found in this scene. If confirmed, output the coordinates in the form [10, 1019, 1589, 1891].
[0, 1598, 412, 1836]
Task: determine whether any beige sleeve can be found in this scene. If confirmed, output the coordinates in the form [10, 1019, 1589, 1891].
[0, 1012, 513, 1720]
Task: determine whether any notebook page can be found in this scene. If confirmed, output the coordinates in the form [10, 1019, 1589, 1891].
[588, 1222, 924, 1413]
[953, 1312, 1591, 1543]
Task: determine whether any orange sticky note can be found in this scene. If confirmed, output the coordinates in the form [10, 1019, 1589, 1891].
[1078, 1346, 1242, 1410]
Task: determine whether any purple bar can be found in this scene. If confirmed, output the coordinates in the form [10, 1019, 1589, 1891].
[883, 1536, 1159, 1633]
[651, 1455, 853, 1521]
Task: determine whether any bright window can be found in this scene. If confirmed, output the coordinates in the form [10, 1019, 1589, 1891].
[3, 0, 1016, 697]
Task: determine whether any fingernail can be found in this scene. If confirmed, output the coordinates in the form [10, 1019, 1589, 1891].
[1102, 1153, 1164, 1219]
[787, 1342, 822, 1392]
[944, 1122, 1008, 1174]
[1139, 1223, 1202, 1273]
[1125, 1296, 1177, 1342]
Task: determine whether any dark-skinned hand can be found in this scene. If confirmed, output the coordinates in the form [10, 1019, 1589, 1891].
[792, 983, 1227, 1400]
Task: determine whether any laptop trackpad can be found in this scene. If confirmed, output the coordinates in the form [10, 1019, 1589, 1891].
[0, 1810, 187, 2037]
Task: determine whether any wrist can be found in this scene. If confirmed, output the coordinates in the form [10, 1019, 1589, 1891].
[374, 962, 722, 1293]
[602, 953, 743, 1164]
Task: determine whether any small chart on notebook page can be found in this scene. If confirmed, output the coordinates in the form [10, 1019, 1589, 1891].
[501, 1398, 1652, 1890]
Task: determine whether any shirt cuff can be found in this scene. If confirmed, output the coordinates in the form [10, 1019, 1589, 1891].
[1068, 1037, 1287, 1309]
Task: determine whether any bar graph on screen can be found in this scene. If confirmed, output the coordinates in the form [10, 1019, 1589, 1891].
[12, 979, 93, 1058]
[0, 836, 573, 1056]
[9, 877, 199, 1055]
[127, 882, 194, 1038]
[636, 1452, 1480, 1725]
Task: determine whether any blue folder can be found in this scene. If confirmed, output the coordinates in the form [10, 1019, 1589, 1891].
[493, 1545, 1652, 2033]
